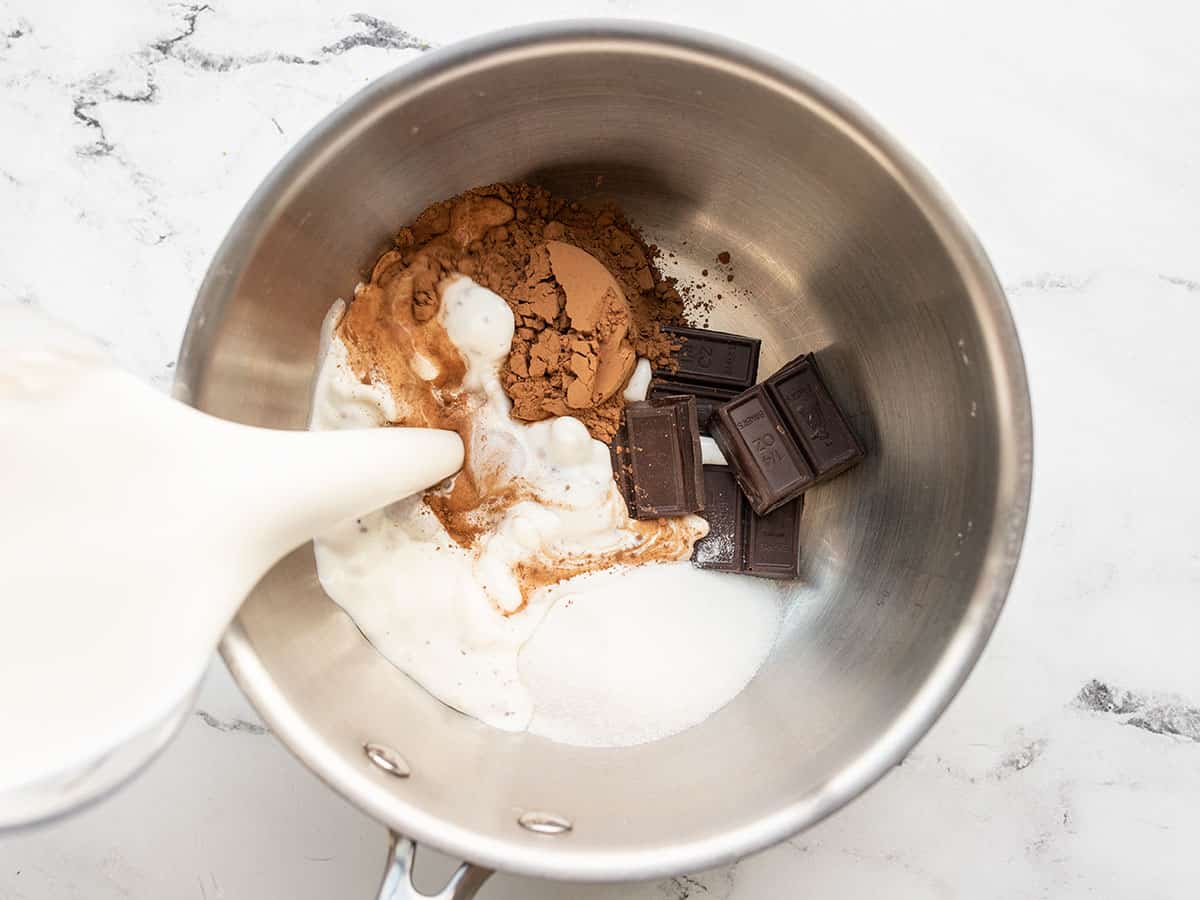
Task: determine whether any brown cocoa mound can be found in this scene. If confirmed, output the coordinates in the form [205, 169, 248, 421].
[355, 182, 684, 442]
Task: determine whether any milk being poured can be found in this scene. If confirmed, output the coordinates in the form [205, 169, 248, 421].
[0, 304, 463, 807]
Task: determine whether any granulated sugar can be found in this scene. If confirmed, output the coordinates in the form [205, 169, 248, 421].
[520, 562, 782, 747]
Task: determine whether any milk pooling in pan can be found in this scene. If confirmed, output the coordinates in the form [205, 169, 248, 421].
[312, 277, 782, 747]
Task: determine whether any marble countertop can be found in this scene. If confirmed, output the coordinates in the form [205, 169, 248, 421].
[2, 1, 1198, 897]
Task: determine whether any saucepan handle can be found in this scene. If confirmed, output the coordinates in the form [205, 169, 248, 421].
[374, 833, 493, 900]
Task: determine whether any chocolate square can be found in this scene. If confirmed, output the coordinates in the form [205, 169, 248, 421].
[709, 386, 814, 515]
[691, 466, 745, 571]
[764, 354, 863, 480]
[613, 395, 704, 519]
[655, 326, 761, 389]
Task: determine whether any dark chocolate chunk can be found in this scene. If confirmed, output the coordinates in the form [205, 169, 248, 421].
[710, 353, 864, 513]
[614, 395, 704, 519]
[647, 378, 738, 434]
[656, 325, 761, 389]
[692, 466, 803, 578]
[709, 386, 814, 515]
[743, 494, 803, 579]
[691, 466, 745, 571]
[765, 354, 864, 480]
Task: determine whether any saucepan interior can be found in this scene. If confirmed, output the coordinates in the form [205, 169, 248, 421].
[178, 22, 1031, 882]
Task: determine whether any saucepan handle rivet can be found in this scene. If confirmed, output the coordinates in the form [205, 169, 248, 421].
[518, 811, 572, 834]
[364, 742, 411, 777]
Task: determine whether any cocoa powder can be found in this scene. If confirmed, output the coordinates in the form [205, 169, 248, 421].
[513, 517, 703, 601]
[355, 182, 683, 442]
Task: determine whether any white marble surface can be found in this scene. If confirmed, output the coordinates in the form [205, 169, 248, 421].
[2, 1, 1199, 897]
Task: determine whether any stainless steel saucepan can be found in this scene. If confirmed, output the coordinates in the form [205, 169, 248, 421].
[177, 21, 1032, 898]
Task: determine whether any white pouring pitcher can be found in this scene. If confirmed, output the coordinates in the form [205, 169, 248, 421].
[0, 305, 463, 828]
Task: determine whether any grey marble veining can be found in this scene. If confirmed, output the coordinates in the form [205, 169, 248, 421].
[1, 1, 1198, 898]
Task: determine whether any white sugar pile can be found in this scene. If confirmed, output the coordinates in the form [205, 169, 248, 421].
[520, 562, 782, 747]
